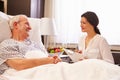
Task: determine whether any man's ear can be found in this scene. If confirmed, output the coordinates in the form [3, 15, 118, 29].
[13, 22, 18, 29]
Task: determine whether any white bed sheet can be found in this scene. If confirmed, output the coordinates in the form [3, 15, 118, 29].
[2, 51, 120, 80]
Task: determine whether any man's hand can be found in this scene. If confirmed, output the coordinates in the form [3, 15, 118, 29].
[53, 56, 62, 64]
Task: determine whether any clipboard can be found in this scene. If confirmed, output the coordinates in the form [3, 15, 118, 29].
[64, 49, 84, 62]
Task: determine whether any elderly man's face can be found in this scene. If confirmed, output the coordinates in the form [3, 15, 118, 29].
[17, 16, 31, 40]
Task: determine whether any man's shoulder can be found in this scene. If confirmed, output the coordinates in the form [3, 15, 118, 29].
[0, 39, 15, 45]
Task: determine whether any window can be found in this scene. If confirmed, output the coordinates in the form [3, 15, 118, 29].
[54, 0, 120, 45]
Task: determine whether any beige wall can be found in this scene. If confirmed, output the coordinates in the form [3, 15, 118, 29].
[44, 0, 55, 18]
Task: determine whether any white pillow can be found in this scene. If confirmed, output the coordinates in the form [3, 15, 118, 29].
[0, 11, 10, 20]
[28, 18, 42, 46]
[8, 15, 42, 44]
[28, 18, 47, 55]
[0, 11, 12, 43]
[0, 12, 42, 48]
[0, 17, 12, 43]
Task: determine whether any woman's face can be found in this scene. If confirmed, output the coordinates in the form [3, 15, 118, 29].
[80, 17, 94, 33]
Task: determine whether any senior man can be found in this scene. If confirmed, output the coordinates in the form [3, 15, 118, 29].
[0, 15, 61, 74]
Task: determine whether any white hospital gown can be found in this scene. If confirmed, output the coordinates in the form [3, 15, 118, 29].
[0, 39, 48, 74]
[78, 34, 114, 63]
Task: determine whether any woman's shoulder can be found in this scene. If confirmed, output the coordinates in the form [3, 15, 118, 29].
[95, 34, 105, 39]
[95, 34, 108, 42]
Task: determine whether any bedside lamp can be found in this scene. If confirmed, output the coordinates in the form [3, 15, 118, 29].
[40, 17, 57, 48]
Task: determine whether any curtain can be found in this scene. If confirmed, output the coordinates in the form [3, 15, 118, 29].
[44, 0, 82, 48]
[54, 0, 83, 44]
[44, 0, 58, 48]
[40, 0, 45, 18]
[31, 0, 41, 18]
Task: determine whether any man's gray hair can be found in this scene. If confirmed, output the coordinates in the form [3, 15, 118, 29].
[9, 15, 27, 29]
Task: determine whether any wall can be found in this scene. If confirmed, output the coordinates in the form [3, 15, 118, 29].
[0, 1, 4, 12]
[40, 0, 44, 18]
[7, 0, 31, 17]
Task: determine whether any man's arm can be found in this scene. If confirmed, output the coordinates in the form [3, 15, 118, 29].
[6, 57, 61, 70]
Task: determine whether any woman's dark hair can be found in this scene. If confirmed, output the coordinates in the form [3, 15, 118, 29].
[81, 11, 101, 34]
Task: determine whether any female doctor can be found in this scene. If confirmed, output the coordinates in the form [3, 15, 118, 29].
[76, 11, 114, 63]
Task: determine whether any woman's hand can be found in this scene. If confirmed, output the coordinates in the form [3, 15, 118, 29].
[74, 49, 82, 54]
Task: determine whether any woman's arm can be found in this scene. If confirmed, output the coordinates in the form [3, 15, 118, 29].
[99, 38, 114, 63]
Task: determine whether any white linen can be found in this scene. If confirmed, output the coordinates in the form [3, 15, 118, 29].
[2, 51, 120, 80]
[78, 34, 114, 63]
